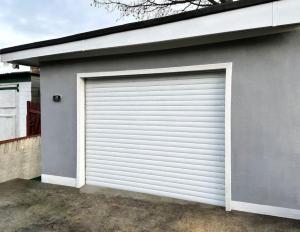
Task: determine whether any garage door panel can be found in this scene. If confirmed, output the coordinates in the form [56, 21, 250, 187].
[87, 141, 223, 159]
[87, 115, 224, 123]
[86, 99, 225, 107]
[87, 75, 224, 87]
[86, 123, 224, 133]
[86, 139, 224, 151]
[87, 111, 224, 117]
[86, 149, 225, 164]
[86, 159, 225, 176]
[87, 120, 224, 126]
[86, 166, 224, 186]
[87, 180, 225, 206]
[87, 143, 224, 158]
[86, 95, 225, 102]
[86, 176, 225, 200]
[86, 160, 225, 179]
[86, 172, 225, 195]
[86, 76, 225, 85]
[86, 146, 224, 161]
[87, 133, 224, 145]
[86, 171, 225, 193]
[86, 89, 225, 98]
[87, 113, 224, 119]
[85, 72, 225, 206]
[86, 165, 224, 184]
[86, 154, 225, 169]
[86, 105, 225, 112]
[86, 83, 225, 93]
[86, 129, 224, 139]
[86, 178, 225, 205]
[86, 155, 225, 173]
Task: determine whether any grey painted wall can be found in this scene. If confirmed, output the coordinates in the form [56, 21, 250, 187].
[40, 29, 300, 210]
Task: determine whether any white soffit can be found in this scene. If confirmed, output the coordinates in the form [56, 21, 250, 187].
[1, 0, 300, 63]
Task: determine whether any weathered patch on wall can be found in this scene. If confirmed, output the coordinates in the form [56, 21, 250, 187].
[0, 136, 41, 183]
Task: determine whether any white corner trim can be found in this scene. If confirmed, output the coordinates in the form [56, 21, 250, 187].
[76, 76, 86, 188]
[77, 62, 233, 210]
[224, 62, 232, 211]
[231, 201, 300, 220]
[41, 174, 76, 187]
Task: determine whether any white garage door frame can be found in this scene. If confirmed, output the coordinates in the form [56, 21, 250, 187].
[76, 62, 232, 211]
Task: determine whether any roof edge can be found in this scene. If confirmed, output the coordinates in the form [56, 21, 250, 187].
[0, 0, 275, 54]
[0, 72, 40, 78]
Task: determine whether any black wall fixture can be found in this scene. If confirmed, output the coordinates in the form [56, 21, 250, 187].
[53, 95, 62, 102]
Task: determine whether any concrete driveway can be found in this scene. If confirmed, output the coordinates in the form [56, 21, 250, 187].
[0, 179, 299, 232]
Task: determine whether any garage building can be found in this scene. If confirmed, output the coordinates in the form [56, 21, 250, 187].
[1, 0, 300, 219]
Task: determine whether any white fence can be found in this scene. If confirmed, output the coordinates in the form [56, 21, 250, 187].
[0, 135, 41, 183]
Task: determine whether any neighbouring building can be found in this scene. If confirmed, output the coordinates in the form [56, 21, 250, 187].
[0, 72, 40, 140]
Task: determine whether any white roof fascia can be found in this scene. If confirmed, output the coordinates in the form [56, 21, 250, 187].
[1, 0, 300, 64]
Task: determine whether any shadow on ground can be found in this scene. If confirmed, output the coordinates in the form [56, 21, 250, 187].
[0, 179, 299, 232]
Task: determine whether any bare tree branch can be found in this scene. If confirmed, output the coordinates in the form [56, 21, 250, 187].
[91, 0, 238, 20]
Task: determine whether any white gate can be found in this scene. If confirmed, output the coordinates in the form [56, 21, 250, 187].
[0, 85, 18, 141]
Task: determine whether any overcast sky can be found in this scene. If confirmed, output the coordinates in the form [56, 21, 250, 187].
[0, 0, 131, 73]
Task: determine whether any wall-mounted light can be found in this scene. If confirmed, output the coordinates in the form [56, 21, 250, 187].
[53, 95, 62, 102]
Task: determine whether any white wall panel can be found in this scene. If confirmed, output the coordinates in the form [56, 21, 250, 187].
[0, 88, 17, 140]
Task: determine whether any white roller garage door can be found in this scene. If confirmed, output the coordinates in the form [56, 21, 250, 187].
[85, 72, 225, 206]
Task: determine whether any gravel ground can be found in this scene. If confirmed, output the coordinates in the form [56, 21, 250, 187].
[0, 179, 299, 232]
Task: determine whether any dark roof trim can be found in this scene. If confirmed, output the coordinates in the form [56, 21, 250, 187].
[0, 0, 275, 54]
[0, 72, 40, 78]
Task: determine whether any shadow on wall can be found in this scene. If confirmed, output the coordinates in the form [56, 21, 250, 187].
[0, 136, 41, 183]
